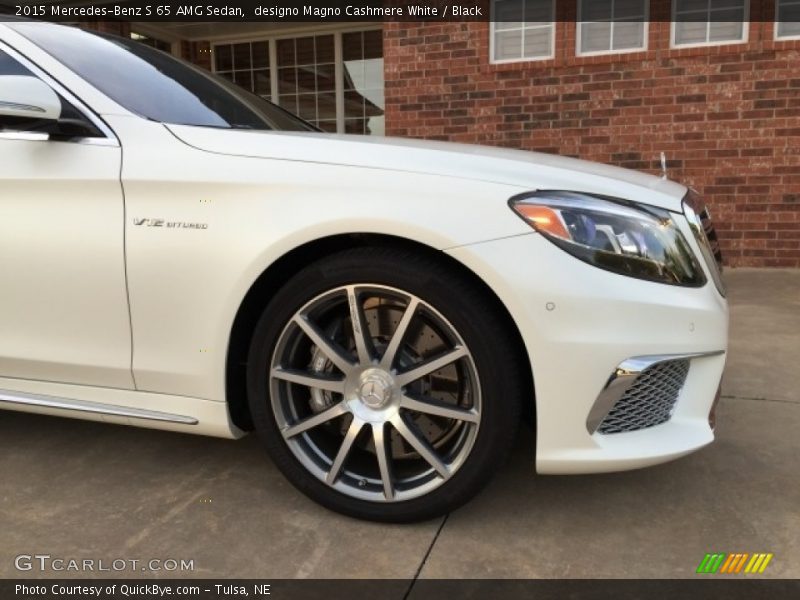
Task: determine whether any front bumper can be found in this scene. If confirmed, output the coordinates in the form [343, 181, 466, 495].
[445, 229, 728, 475]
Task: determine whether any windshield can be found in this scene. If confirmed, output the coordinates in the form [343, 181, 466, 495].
[11, 22, 317, 132]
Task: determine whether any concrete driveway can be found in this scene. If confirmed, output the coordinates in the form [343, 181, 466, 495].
[0, 269, 797, 580]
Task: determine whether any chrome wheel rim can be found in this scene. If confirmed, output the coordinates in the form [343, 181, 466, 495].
[269, 284, 481, 502]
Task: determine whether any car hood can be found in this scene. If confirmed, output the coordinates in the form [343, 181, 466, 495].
[167, 125, 688, 212]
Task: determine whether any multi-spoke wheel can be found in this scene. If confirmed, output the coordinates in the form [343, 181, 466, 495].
[247, 248, 524, 522]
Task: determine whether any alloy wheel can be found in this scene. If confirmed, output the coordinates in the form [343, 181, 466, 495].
[269, 284, 482, 502]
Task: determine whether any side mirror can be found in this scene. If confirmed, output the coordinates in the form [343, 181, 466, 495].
[0, 75, 61, 122]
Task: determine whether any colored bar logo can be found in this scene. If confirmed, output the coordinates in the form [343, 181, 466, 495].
[696, 553, 773, 574]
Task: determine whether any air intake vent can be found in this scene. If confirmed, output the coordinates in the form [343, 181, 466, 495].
[597, 359, 690, 434]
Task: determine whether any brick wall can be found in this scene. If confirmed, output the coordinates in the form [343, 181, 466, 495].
[384, 8, 800, 267]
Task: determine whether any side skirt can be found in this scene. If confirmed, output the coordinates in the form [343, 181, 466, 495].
[0, 377, 243, 439]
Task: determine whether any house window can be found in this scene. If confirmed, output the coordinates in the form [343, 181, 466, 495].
[214, 41, 271, 98]
[776, 0, 800, 39]
[490, 0, 555, 63]
[577, 0, 648, 56]
[276, 35, 336, 132]
[213, 30, 384, 135]
[342, 30, 385, 135]
[672, 0, 749, 47]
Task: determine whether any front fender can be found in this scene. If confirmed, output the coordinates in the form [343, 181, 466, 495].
[108, 115, 528, 401]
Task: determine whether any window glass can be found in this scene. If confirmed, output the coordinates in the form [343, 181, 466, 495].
[214, 41, 271, 99]
[673, 0, 748, 46]
[14, 22, 314, 132]
[777, 0, 800, 38]
[491, 0, 555, 62]
[342, 30, 385, 136]
[212, 30, 384, 135]
[271, 34, 339, 133]
[578, 0, 647, 55]
[0, 48, 35, 76]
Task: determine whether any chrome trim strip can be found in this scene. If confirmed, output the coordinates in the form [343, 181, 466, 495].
[586, 350, 725, 434]
[0, 129, 118, 146]
[0, 389, 198, 425]
[0, 131, 49, 142]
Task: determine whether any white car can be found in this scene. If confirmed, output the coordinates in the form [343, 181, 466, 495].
[0, 21, 727, 522]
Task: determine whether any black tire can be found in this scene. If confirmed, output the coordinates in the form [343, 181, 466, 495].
[246, 246, 524, 522]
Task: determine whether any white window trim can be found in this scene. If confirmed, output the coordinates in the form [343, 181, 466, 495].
[576, 0, 649, 57]
[775, 0, 800, 40]
[489, 0, 557, 64]
[209, 26, 382, 134]
[670, 0, 750, 48]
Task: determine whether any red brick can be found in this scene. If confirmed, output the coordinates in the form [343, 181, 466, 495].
[384, 21, 800, 267]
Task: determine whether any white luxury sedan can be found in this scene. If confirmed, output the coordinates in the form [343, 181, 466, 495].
[0, 20, 728, 522]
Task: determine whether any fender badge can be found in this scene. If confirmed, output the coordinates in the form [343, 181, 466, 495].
[133, 218, 208, 230]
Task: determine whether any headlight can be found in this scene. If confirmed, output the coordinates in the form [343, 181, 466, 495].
[509, 191, 706, 287]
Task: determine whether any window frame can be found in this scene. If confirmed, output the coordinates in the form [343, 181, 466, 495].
[576, 0, 649, 57]
[489, 0, 557, 65]
[670, 0, 750, 49]
[775, 0, 800, 41]
[210, 26, 383, 135]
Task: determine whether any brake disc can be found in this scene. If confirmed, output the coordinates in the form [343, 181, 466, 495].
[306, 298, 466, 459]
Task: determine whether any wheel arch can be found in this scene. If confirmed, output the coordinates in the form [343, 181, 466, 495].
[225, 233, 535, 433]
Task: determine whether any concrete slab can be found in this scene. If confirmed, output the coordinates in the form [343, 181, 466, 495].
[0, 413, 440, 579]
[419, 397, 799, 578]
[721, 268, 800, 404]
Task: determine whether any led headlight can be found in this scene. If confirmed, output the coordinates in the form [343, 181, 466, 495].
[509, 191, 706, 286]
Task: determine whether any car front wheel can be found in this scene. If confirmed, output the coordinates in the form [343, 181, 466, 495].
[247, 247, 524, 522]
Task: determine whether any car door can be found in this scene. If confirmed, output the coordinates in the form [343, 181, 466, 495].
[0, 43, 134, 390]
